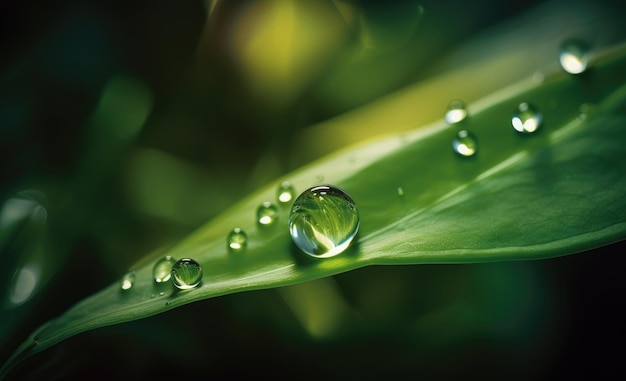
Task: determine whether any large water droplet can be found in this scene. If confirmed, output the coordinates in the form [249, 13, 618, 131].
[227, 227, 247, 252]
[257, 201, 279, 225]
[120, 271, 136, 291]
[444, 100, 467, 124]
[153, 256, 176, 283]
[171, 258, 202, 290]
[289, 185, 359, 258]
[512, 102, 542, 134]
[277, 181, 296, 204]
[559, 38, 590, 75]
[452, 130, 478, 157]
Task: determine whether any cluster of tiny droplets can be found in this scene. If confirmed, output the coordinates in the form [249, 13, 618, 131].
[445, 38, 590, 158]
[120, 256, 202, 292]
[121, 38, 593, 294]
[225, 181, 296, 255]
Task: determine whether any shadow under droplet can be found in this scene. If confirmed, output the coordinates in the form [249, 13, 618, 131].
[289, 237, 361, 269]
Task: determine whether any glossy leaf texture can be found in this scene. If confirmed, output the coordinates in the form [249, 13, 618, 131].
[3, 46, 626, 377]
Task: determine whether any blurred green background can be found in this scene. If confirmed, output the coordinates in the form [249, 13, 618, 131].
[1, 0, 626, 379]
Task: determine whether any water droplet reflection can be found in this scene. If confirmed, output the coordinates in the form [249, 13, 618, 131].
[452, 130, 478, 157]
[559, 38, 590, 75]
[120, 271, 136, 291]
[172, 258, 202, 290]
[289, 185, 359, 258]
[257, 201, 279, 225]
[277, 182, 296, 204]
[512, 102, 542, 134]
[444, 100, 468, 124]
[227, 227, 248, 252]
[153, 256, 177, 283]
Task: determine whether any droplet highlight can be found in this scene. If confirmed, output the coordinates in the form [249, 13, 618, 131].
[277, 181, 296, 204]
[257, 201, 279, 226]
[512, 102, 542, 134]
[120, 271, 136, 291]
[452, 130, 478, 157]
[227, 227, 247, 252]
[172, 258, 202, 290]
[444, 100, 467, 124]
[559, 38, 590, 75]
[289, 185, 359, 258]
[153, 256, 176, 283]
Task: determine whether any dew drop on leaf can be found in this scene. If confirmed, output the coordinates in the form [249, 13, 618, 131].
[444, 99, 468, 124]
[257, 201, 279, 225]
[120, 271, 135, 291]
[452, 129, 478, 157]
[277, 181, 296, 204]
[559, 38, 590, 75]
[153, 256, 176, 283]
[397, 187, 405, 196]
[512, 102, 542, 134]
[227, 227, 247, 252]
[289, 185, 359, 258]
[171, 258, 202, 290]
[578, 103, 595, 121]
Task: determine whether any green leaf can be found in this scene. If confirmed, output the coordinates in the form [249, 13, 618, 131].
[3, 46, 626, 378]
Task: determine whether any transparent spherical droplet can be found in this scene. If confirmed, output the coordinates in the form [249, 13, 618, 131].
[397, 187, 404, 196]
[578, 103, 595, 121]
[444, 100, 467, 124]
[120, 271, 136, 291]
[512, 102, 542, 134]
[171, 258, 202, 290]
[452, 129, 478, 157]
[559, 38, 590, 75]
[277, 181, 296, 204]
[153, 256, 176, 283]
[289, 185, 359, 258]
[257, 201, 279, 225]
[227, 227, 247, 252]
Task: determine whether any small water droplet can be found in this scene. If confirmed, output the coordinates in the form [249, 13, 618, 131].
[277, 181, 296, 204]
[153, 256, 177, 283]
[315, 174, 324, 182]
[120, 271, 136, 291]
[227, 227, 247, 252]
[172, 258, 203, 290]
[159, 292, 165, 296]
[397, 187, 404, 196]
[578, 103, 594, 121]
[512, 102, 542, 134]
[452, 130, 478, 157]
[559, 38, 590, 75]
[257, 201, 279, 225]
[165, 301, 171, 306]
[444, 100, 467, 124]
[289, 185, 359, 258]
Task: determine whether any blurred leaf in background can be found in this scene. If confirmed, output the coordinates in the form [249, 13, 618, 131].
[1, 0, 626, 379]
